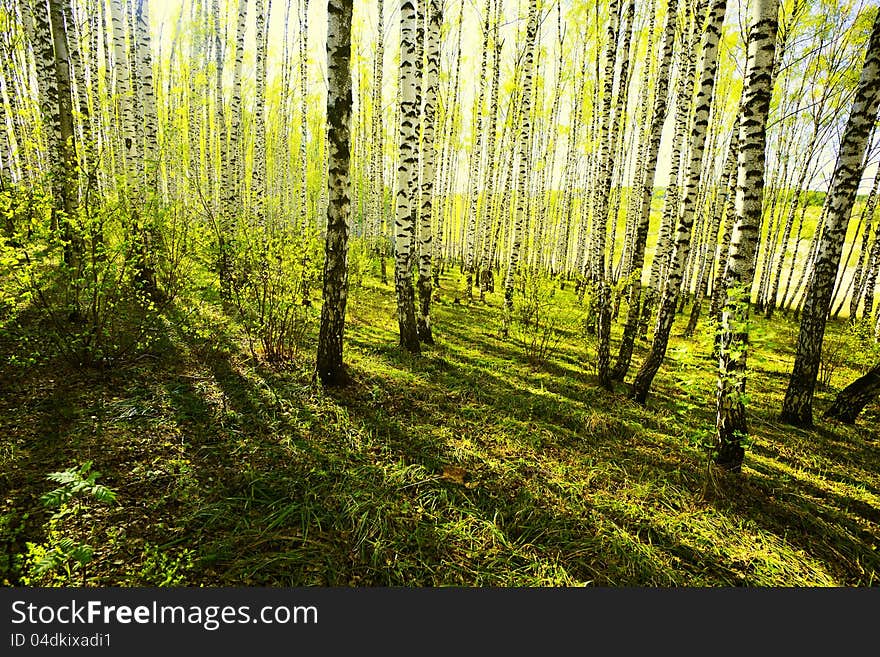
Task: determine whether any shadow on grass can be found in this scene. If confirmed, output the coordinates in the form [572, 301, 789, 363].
[1, 274, 878, 586]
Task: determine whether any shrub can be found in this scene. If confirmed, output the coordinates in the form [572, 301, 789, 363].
[511, 271, 577, 365]
[820, 318, 880, 390]
[231, 226, 319, 362]
[1, 194, 182, 368]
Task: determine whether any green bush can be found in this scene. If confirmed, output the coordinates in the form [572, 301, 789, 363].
[231, 225, 320, 362]
[0, 195, 183, 368]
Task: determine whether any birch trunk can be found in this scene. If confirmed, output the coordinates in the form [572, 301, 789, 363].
[611, 0, 678, 381]
[316, 0, 353, 386]
[630, 0, 727, 403]
[781, 11, 880, 427]
[501, 0, 539, 338]
[393, 0, 421, 353]
[417, 0, 441, 344]
[714, 0, 778, 472]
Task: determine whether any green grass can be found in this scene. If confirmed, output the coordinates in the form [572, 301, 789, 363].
[0, 261, 878, 587]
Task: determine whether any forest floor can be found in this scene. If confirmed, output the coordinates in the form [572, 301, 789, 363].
[1, 263, 879, 586]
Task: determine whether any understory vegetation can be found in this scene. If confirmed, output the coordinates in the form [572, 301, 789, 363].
[1, 255, 877, 587]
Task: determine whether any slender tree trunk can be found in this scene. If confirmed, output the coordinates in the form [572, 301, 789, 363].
[594, 0, 632, 389]
[316, 0, 353, 386]
[462, 5, 492, 301]
[134, 0, 159, 297]
[393, 0, 421, 353]
[843, 172, 879, 318]
[780, 11, 880, 427]
[417, 0, 441, 344]
[29, 0, 62, 221]
[253, 0, 269, 228]
[501, 0, 539, 338]
[299, 0, 309, 233]
[714, 0, 778, 472]
[477, 0, 502, 301]
[630, 0, 727, 403]
[612, 0, 678, 381]
[860, 224, 880, 322]
[685, 138, 736, 337]
[830, 135, 878, 317]
[764, 147, 816, 318]
[371, 0, 386, 282]
[48, 0, 80, 269]
[638, 0, 704, 339]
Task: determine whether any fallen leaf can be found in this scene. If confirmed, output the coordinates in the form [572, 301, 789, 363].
[441, 465, 468, 484]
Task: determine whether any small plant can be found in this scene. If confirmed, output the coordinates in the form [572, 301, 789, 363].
[0, 511, 28, 585]
[128, 543, 195, 586]
[846, 317, 880, 374]
[22, 462, 117, 586]
[511, 272, 569, 365]
[819, 331, 847, 389]
[820, 318, 880, 389]
[231, 228, 318, 362]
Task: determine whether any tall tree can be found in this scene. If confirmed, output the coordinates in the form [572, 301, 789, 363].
[48, 0, 80, 267]
[630, 0, 728, 403]
[299, 0, 309, 232]
[612, 0, 679, 381]
[316, 0, 354, 386]
[29, 0, 62, 217]
[780, 10, 880, 427]
[638, 0, 704, 339]
[462, 4, 493, 301]
[370, 0, 386, 282]
[134, 0, 159, 296]
[253, 0, 269, 228]
[590, 0, 626, 389]
[501, 0, 539, 337]
[859, 223, 880, 321]
[416, 0, 441, 344]
[714, 0, 778, 473]
[393, 0, 421, 353]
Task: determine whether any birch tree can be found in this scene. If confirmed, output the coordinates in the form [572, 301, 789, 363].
[612, 0, 678, 381]
[393, 0, 421, 353]
[714, 0, 778, 472]
[253, 0, 269, 228]
[316, 0, 354, 386]
[780, 10, 880, 427]
[48, 0, 80, 268]
[417, 0, 441, 344]
[502, 0, 539, 337]
[631, 0, 728, 403]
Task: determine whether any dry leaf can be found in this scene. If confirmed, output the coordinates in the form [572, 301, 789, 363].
[441, 465, 468, 484]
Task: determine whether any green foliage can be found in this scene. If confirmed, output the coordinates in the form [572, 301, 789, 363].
[23, 462, 117, 586]
[0, 511, 28, 585]
[128, 543, 195, 586]
[512, 271, 577, 365]
[820, 318, 880, 389]
[231, 226, 320, 362]
[347, 237, 372, 291]
[846, 317, 880, 374]
[1, 270, 878, 587]
[41, 461, 118, 509]
[0, 195, 181, 368]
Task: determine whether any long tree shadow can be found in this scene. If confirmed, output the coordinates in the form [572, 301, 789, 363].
[703, 464, 879, 584]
